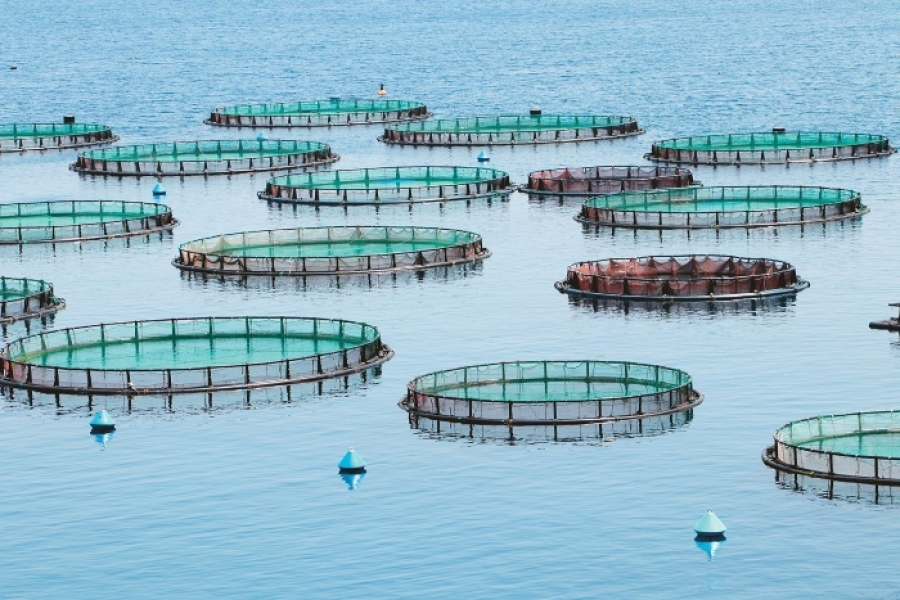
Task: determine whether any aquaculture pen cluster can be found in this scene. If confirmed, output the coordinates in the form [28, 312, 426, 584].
[0, 95, 897, 498]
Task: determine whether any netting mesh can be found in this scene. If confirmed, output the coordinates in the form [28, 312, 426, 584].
[559, 255, 806, 301]
[0, 316, 391, 394]
[175, 226, 487, 275]
[578, 186, 865, 229]
[768, 411, 900, 484]
[207, 99, 430, 127]
[72, 140, 336, 176]
[260, 166, 512, 205]
[381, 115, 643, 146]
[648, 131, 895, 164]
[402, 360, 699, 424]
[525, 165, 695, 196]
[0, 277, 63, 322]
[0, 201, 176, 244]
[0, 123, 117, 152]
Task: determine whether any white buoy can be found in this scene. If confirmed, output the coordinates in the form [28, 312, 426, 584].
[694, 509, 726, 539]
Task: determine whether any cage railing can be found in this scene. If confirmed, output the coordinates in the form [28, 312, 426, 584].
[525, 165, 695, 196]
[0, 123, 117, 152]
[207, 99, 430, 127]
[0, 277, 65, 323]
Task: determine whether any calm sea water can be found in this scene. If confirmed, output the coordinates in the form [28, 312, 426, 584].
[2, 1, 900, 597]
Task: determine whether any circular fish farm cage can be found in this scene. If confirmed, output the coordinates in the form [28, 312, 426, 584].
[0, 277, 64, 323]
[577, 186, 865, 229]
[556, 255, 809, 302]
[380, 115, 643, 146]
[647, 131, 895, 165]
[206, 99, 430, 127]
[763, 411, 900, 486]
[174, 226, 489, 276]
[0, 317, 393, 395]
[0, 201, 177, 244]
[524, 165, 695, 197]
[0, 123, 117, 153]
[71, 140, 337, 177]
[259, 166, 514, 206]
[400, 360, 701, 425]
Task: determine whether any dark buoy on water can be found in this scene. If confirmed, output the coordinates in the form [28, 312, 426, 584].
[772, 126, 786, 134]
[152, 183, 166, 197]
[694, 509, 726, 540]
[530, 106, 542, 117]
[338, 448, 366, 474]
[477, 150, 490, 162]
[89, 409, 116, 434]
[63, 115, 76, 124]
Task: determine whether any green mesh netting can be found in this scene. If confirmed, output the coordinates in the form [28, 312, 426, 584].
[79, 140, 330, 162]
[655, 131, 889, 151]
[214, 99, 426, 117]
[0, 277, 51, 301]
[0, 123, 112, 139]
[0, 201, 169, 228]
[389, 115, 633, 134]
[270, 166, 506, 190]
[584, 186, 858, 213]
[778, 412, 900, 459]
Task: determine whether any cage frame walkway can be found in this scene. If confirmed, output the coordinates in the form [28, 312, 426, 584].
[0, 277, 65, 324]
[0, 123, 118, 153]
[206, 99, 431, 128]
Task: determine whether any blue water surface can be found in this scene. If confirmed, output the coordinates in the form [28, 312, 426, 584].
[2, 1, 900, 597]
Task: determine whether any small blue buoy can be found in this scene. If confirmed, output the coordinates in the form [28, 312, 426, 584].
[694, 509, 726, 539]
[477, 150, 490, 162]
[256, 132, 268, 142]
[89, 409, 116, 434]
[152, 183, 166, 197]
[340, 471, 366, 490]
[338, 447, 366, 473]
[329, 96, 341, 103]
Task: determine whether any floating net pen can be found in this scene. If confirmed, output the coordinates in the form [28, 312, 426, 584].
[259, 166, 514, 206]
[71, 140, 337, 177]
[524, 165, 695, 196]
[0, 123, 118, 153]
[174, 226, 489, 276]
[556, 255, 809, 302]
[400, 360, 701, 425]
[0, 316, 393, 395]
[764, 411, 900, 486]
[380, 115, 643, 146]
[206, 99, 430, 127]
[0, 201, 177, 244]
[647, 131, 895, 165]
[0, 277, 65, 323]
[577, 186, 865, 229]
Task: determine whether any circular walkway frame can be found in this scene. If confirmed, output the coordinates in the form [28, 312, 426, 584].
[71, 140, 337, 176]
[577, 186, 865, 229]
[647, 131, 895, 165]
[556, 255, 809, 302]
[0, 201, 177, 245]
[763, 411, 900, 486]
[400, 360, 701, 425]
[259, 166, 514, 206]
[0, 277, 65, 323]
[0, 316, 393, 395]
[380, 115, 643, 146]
[174, 226, 489, 276]
[524, 165, 695, 196]
[0, 123, 117, 153]
[206, 99, 430, 127]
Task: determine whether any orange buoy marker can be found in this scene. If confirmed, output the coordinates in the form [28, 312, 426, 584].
[378, 82, 387, 97]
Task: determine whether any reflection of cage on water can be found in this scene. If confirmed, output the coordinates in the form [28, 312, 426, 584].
[556, 255, 809, 302]
[0, 316, 393, 395]
[524, 165, 695, 196]
[174, 226, 489, 276]
[400, 360, 701, 425]
[206, 99, 430, 127]
[764, 411, 900, 485]
[774, 470, 900, 506]
[0, 201, 177, 244]
[259, 166, 514, 206]
[409, 408, 694, 443]
[71, 140, 337, 176]
[0, 277, 65, 323]
[565, 293, 797, 317]
[380, 115, 643, 146]
[577, 186, 865, 229]
[0, 123, 118, 153]
[647, 131, 895, 165]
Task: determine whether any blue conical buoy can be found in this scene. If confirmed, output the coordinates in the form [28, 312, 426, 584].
[89, 409, 116, 434]
[152, 183, 166, 196]
[340, 471, 366, 490]
[694, 509, 726, 539]
[477, 150, 490, 162]
[338, 448, 366, 473]
[256, 132, 268, 142]
[695, 537, 725, 561]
